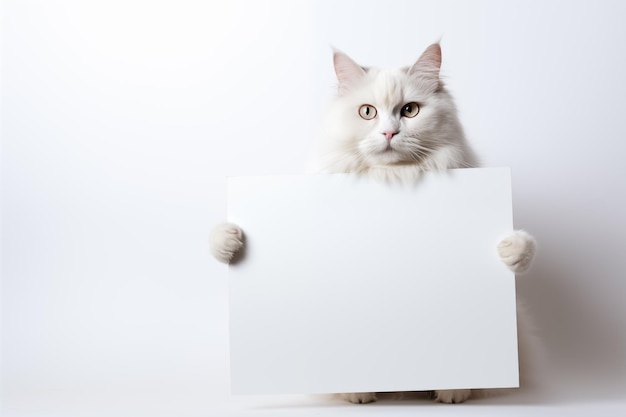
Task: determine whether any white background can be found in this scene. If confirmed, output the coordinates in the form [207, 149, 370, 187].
[2, 1, 625, 416]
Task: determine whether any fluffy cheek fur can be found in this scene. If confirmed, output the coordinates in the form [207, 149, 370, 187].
[316, 95, 474, 184]
[314, 70, 477, 182]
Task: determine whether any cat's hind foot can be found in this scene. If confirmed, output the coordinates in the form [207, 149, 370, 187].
[340, 392, 377, 404]
[433, 389, 472, 404]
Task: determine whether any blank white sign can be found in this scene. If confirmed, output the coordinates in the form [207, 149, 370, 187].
[227, 168, 518, 395]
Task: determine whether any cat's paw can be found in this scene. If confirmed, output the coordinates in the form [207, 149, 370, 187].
[433, 389, 472, 404]
[210, 222, 244, 264]
[497, 230, 536, 273]
[340, 392, 377, 404]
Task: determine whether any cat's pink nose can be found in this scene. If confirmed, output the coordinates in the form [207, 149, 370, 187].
[382, 131, 398, 141]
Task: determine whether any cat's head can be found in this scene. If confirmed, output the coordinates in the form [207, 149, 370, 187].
[315, 43, 477, 181]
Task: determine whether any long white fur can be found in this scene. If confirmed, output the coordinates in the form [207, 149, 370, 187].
[314, 44, 478, 184]
[210, 43, 537, 405]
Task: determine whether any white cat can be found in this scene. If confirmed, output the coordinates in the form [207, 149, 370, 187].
[210, 43, 536, 404]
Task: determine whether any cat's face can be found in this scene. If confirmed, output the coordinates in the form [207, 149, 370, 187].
[333, 65, 441, 167]
[317, 44, 474, 178]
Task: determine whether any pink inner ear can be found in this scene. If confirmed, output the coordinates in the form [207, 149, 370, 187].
[333, 51, 366, 92]
[408, 43, 442, 79]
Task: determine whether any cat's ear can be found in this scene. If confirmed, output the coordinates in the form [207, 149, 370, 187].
[408, 43, 442, 92]
[333, 49, 366, 94]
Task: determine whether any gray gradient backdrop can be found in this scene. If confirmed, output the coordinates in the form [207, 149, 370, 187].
[2, 1, 625, 416]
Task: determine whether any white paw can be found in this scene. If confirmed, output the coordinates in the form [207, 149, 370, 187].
[341, 392, 377, 404]
[433, 389, 471, 404]
[210, 222, 244, 264]
[497, 230, 536, 273]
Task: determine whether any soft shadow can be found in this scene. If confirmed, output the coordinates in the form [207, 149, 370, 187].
[228, 232, 247, 265]
[514, 206, 626, 403]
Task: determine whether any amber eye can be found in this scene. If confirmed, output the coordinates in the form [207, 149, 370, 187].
[358, 104, 377, 120]
[401, 102, 420, 118]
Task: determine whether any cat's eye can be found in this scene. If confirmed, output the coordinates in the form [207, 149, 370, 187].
[401, 102, 420, 118]
[358, 104, 377, 120]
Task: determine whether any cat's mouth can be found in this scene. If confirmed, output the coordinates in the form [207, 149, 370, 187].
[360, 137, 414, 165]
[382, 140, 399, 152]
[367, 142, 411, 164]
[383, 142, 406, 156]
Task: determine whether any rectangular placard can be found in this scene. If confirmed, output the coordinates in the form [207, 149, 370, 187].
[227, 168, 518, 395]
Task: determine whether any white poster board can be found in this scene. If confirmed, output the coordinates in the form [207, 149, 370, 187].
[227, 168, 518, 395]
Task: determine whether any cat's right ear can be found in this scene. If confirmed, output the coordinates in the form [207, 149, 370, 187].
[333, 49, 366, 94]
[408, 43, 442, 93]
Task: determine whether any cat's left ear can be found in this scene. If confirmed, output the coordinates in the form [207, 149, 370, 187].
[333, 49, 366, 94]
[408, 43, 442, 92]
